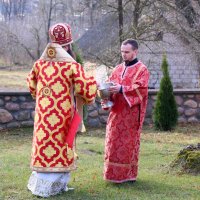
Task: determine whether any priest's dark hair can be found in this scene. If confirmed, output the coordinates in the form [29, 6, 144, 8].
[122, 39, 138, 50]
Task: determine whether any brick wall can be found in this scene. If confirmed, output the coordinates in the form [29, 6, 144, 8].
[139, 34, 200, 89]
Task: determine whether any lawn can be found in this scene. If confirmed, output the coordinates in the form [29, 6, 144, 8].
[0, 125, 199, 200]
[0, 70, 29, 91]
[0, 62, 96, 92]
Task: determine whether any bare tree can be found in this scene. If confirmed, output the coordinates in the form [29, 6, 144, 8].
[4, 0, 199, 68]
[78, 0, 166, 66]
[0, 0, 93, 66]
[0, 0, 28, 21]
[0, 0, 13, 21]
[175, 0, 197, 27]
[0, 22, 36, 65]
[157, 0, 200, 64]
[36, 0, 54, 44]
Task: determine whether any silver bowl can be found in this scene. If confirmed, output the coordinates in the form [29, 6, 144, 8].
[97, 82, 114, 108]
[98, 82, 113, 98]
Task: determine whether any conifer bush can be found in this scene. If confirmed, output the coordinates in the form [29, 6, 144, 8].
[72, 43, 87, 126]
[72, 44, 84, 65]
[153, 55, 178, 131]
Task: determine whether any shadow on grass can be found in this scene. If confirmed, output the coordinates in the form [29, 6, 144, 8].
[43, 178, 198, 200]
[102, 178, 197, 199]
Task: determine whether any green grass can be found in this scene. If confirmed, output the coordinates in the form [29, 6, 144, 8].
[0, 62, 96, 92]
[0, 125, 200, 200]
[0, 70, 29, 91]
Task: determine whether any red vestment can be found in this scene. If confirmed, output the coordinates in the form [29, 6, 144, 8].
[103, 61, 149, 183]
[27, 43, 97, 172]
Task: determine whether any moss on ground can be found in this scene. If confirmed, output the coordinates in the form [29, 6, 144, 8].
[171, 143, 200, 175]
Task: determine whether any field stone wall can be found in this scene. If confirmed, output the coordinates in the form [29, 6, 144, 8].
[0, 89, 200, 130]
[0, 92, 35, 130]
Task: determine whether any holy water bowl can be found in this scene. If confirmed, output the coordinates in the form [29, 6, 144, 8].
[98, 82, 114, 108]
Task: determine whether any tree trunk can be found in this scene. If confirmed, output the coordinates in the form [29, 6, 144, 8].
[133, 0, 140, 38]
[118, 0, 123, 45]
[47, 0, 53, 43]
[89, 0, 95, 27]
[175, 0, 197, 28]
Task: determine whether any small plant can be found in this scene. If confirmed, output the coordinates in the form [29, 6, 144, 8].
[153, 54, 178, 131]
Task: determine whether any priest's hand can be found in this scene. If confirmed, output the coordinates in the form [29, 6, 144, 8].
[109, 83, 121, 94]
[100, 99, 112, 111]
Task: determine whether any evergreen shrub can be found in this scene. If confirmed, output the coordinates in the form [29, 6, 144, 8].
[153, 55, 178, 131]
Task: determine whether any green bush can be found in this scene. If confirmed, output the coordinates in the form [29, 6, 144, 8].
[153, 54, 178, 131]
[72, 43, 87, 126]
[72, 43, 84, 65]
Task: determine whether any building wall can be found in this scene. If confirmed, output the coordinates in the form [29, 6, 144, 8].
[139, 34, 200, 89]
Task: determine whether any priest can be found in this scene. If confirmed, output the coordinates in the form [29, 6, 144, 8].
[103, 39, 149, 183]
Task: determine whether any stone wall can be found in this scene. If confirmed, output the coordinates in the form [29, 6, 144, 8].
[145, 89, 200, 124]
[87, 89, 200, 126]
[0, 92, 35, 130]
[0, 89, 200, 130]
